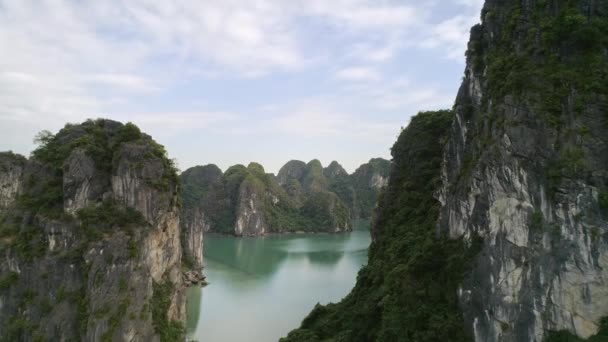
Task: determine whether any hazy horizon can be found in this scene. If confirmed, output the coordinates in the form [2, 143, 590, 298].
[0, 0, 484, 174]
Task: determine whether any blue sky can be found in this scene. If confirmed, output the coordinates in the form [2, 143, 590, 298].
[0, 0, 483, 174]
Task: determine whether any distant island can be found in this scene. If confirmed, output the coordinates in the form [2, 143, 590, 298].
[180, 158, 390, 239]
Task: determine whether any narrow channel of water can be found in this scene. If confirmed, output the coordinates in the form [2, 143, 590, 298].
[186, 221, 371, 342]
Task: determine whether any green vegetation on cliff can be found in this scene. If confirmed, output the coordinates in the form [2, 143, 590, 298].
[18, 119, 178, 218]
[283, 110, 481, 341]
[151, 279, 184, 342]
[180, 164, 222, 210]
[465, 0, 608, 197]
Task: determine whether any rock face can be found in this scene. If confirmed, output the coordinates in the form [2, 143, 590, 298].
[0, 152, 26, 213]
[234, 175, 268, 236]
[0, 120, 195, 341]
[436, 1, 608, 341]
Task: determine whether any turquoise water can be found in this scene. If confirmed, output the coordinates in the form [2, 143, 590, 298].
[186, 222, 371, 342]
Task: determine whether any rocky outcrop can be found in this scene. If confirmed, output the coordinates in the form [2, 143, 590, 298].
[62, 149, 104, 215]
[234, 176, 268, 236]
[181, 206, 207, 265]
[0, 119, 193, 341]
[0, 152, 26, 213]
[180, 206, 207, 286]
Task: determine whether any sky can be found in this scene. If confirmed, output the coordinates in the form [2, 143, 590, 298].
[0, 0, 484, 174]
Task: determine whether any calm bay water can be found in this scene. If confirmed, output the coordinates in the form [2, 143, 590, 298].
[186, 222, 371, 342]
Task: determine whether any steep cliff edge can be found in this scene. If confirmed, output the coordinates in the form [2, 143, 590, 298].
[0, 152, 26, 214]
[284, 0, 608, 341]
[179, 164, 221, 285]
[438, 0, 608, 340]
[0, 119, 192, 341]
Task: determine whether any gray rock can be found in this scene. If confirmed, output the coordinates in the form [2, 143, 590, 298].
[436, 1, 608, 341]
[0, 152, 26, 213]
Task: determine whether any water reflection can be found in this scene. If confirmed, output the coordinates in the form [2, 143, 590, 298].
[304, 250, 345, 265]
[186, 221, 371, 342]
[186, 286, 201, 333]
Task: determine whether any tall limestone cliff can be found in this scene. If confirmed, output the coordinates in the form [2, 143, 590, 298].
[437, 0, 608, 340]
[179, 164, 221, 284]
[284, 0, 608, 341]
[0, 119, 196, 341]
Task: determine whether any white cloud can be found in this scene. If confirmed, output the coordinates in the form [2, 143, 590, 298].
[0, 0, 484, 166]
[119, 111, 237, 133]
[303, 1, 420, 29]
[272, 110, 346, 136]
[85, 74, 159, 93]
[334, 75, 454, 112]
[349, 42, 399, 62]
[0, 0, 441, 127]
[334, 67, 380, 82]
[0, 71, 99, 125]
[267, 104, 400, 142]
[453, 0, 485, 9]
[376, 88, 455, 110]
[420, 15, 479, 60]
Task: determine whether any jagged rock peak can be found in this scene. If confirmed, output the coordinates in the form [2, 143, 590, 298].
[352, 157, 390, 190]
[277, 160, 307, 186]
[247, 162, 265, 174]
[323, 161, 348, 179]
[181, 164, 222, 180]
